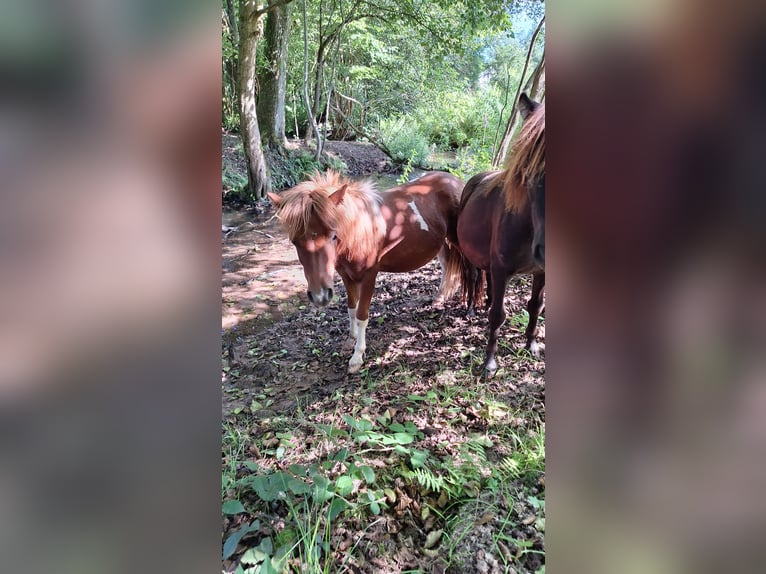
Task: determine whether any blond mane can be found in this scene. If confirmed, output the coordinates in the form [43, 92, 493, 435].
[500, 103, 545, 212]
[272, 170, 382, 261]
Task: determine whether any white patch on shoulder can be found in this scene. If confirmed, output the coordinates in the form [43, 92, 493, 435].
[408, 201, 429, 231]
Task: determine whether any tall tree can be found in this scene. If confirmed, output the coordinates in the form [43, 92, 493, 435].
[238, 0, 294, 200]
[493, 15, 545, 167]
[257, 2, 291, 147]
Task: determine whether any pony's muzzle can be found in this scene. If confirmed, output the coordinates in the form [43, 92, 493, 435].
[307, 287, 333, 306]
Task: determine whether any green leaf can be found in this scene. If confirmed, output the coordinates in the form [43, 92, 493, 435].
[384, 432, 414, 445]
[407, 394, 427, 402]
[360, 466, 375, 484]
[222, 500, 246, 515]
[313, 475, 334, 503]
[333, 447, 350, 461]
[327, 497, 349, 521]
[335, 476, 354, 496]
[222, 521, 260, 560]
[410, 449, 430, 468]
[316, 423, 347, 437]
[258, 537, 273, 555]
[239, 547, 265, 566]
[260, 556, 279, 574]
[287, 478, 311, 495]
[370, 501, 381, 515]
[343, 415, 373, 432]
[288, 464, 307, 476]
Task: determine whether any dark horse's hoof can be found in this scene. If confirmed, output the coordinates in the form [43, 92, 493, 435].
[477, 357, 497, 379]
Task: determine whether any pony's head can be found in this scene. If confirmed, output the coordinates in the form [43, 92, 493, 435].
[268, 175, 348, 306]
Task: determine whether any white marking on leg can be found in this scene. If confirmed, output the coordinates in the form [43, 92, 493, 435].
[408, 201, 429, 231]
[348, 318, 369, 373]
[348, 306, 357, 338]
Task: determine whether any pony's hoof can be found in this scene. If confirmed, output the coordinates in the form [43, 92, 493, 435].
[482, 358, 498, 379]
[527, 341, 545, 358]
[347, 360, 363, 374]
[342, 337, 356, 353]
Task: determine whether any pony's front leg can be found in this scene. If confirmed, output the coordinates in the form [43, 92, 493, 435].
[348, 274, 376, 374]
[524, 272, 545, 357]
[483, 268, 510, 377]
[340, 275, 360, 354]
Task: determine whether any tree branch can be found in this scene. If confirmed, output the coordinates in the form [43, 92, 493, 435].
[331, 101, 393, 158]
[255, 0, 295, 18]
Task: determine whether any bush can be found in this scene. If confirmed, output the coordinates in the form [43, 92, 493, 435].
[379, 117, 430, 165]
[449, 144, 494, 181]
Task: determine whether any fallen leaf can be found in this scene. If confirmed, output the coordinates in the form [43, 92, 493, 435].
[474, 512, 495, 526]
[423, 529, 443, 549]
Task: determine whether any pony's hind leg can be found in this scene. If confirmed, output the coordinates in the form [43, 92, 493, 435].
[524, 272, 545, 356]
[483, 268, 510, 376]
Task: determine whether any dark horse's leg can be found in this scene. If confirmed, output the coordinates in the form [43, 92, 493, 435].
[483, 266, 510, 376]
[524, 272, 545, 356]
[485, 272, 493, 310]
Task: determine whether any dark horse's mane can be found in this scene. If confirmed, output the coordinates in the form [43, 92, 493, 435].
[499, 103, 545, 212]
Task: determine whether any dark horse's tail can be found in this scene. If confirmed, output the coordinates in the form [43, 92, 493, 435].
[445, 179, 485, 311]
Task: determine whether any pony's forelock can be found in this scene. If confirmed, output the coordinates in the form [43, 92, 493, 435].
[272, 170, 382, 260]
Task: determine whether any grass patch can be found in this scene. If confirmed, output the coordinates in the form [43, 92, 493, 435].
[222, 356, 545, 573]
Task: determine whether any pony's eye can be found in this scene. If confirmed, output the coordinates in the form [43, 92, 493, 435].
[331, 232, 337, 241]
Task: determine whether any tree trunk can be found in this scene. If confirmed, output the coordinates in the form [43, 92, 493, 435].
[239, 0, 270, 200]
[525, 53, 545, 102]
[493, 16, 545, 168]
[302, 0, 323, 158]
[257, 2, 291, 147]
[222, 4, 240, 125]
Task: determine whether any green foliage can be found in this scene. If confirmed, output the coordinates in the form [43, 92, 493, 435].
[412, 88, 501, 151]
[449, 144, 494, 181]
[223, 166, 248, 197]
[379, 117, 430, 165]
[396, 152, 418, 184]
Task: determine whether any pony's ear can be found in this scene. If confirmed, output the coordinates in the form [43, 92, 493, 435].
[518, 93, 539, 120]
[328, 184, 347, 206]
[266, 192, 282, 206]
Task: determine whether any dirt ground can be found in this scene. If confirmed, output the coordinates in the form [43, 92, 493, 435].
[221, 138, 545, 573]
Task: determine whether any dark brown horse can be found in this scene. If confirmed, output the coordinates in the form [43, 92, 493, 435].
[269, 170, 465, 373]
[454, 94, 545, 375]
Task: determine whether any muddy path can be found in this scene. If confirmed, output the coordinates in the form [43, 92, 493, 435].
[222, 204, 544, 420]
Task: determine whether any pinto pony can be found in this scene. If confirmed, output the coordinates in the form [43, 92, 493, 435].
[454, 93, 545, 375]
[269, 171, 465, 373]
